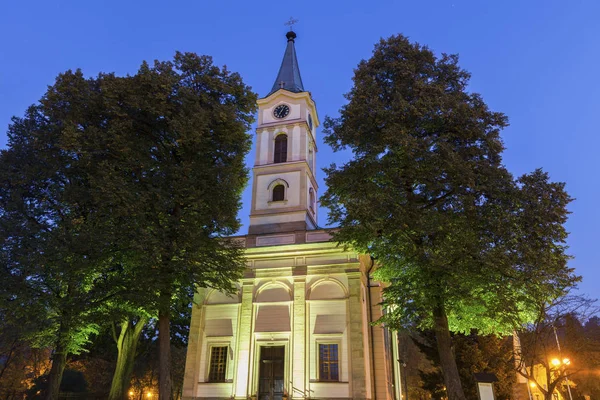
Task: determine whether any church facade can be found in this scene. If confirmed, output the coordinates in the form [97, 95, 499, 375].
[182, 31, 403, 400]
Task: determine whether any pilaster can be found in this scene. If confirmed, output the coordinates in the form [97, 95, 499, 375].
[348, 275, 367, 399]
[234, 281, 254, 398]
[292, 278, 306, 398]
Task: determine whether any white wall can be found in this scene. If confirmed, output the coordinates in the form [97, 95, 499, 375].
[255, 171, 301, 210]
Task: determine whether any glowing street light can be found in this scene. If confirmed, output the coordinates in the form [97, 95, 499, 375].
[551, 357, 572, 367]
[552, 324, 574, 400]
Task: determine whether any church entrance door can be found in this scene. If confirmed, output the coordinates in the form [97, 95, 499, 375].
[258, 346, 285, 400]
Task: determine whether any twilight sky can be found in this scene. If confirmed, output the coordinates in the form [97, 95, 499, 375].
[1, 0, 598, 302]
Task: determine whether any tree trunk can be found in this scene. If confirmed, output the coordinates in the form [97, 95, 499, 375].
[44, 338, 68, 400]
[0, 340, 19, 382]
[158, 292, 172, 400]
[433, 303, 466, 400]
[109, 316, 148, 400]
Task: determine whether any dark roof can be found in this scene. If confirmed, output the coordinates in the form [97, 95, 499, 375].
[267, 31, 305, 96]
[473, 372, 499, 383]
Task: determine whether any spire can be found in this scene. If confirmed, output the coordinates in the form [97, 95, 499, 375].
[268, 31, 305, 96]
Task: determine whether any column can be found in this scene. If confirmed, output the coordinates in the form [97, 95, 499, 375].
[292, 278, 306, 398]
[235, 281, 254, 398]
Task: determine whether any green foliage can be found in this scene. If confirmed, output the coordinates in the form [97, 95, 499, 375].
[322, 33, 577, 334]
[84, 52, 256, 309]
[0, 51, 256, 398]
[322, 34, 577, 399]
[0, 68, 123, 375]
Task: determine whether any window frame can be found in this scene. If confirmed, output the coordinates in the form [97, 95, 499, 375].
[317, 342, 340, 382]
[207, 345, 229, 383]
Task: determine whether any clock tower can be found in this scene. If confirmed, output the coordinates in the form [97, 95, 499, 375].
[182, 29, 404, 400]
[248, 31, 320, 235]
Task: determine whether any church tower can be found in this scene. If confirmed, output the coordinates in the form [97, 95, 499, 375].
[182, 29, 404, 400]
[248, 31, 320, 235]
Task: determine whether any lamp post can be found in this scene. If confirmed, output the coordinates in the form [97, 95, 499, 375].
[550, 357, 573, 400]
[552, 325, 573, 400]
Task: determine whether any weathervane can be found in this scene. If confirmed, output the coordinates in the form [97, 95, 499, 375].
[285, 17, 299, 31]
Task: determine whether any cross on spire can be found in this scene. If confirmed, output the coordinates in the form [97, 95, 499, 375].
[284, 17, 299, 31]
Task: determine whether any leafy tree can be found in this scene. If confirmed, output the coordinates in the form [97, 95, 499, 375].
[0, 70, 128, 399]
[85, 53, 256, 399]
[321, 34, 577, 400]
[1, 52, 255, 399]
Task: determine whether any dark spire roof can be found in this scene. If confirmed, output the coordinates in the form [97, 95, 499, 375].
[268, 31, 305, 96]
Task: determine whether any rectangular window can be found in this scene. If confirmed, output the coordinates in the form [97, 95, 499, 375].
[319, 343, 339, 381]
[208, 346, 228, 382]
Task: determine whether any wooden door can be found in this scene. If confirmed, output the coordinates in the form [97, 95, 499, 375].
[258, 346, 285, 400]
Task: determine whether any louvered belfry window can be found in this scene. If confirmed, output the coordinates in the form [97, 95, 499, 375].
[208, 346, 227, 382]
[274, 135, 288, 163]
[319, 344, 339, 381]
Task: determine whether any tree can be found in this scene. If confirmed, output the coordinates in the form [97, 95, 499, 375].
[515, 295, 599, 400]
[83, 53, 256, 399]
[108, 313, 149, 400]
[1, 52, 256, 399]
[321, 34, 578, 400]
[575, 316, 600, 398]
[0, 69, 129, 399]
[414, 331, 515, 399]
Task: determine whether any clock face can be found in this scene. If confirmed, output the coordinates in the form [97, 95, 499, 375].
[308, 114, 313, 131]
[273, 104, 290, 119]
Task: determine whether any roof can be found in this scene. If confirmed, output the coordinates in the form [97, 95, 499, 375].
[267, 31, 305, 96]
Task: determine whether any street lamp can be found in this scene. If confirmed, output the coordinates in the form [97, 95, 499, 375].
[552, 324, 574, 400]
[550, 357, 573, 400]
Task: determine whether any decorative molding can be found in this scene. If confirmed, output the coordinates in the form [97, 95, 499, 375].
[267, 178, 290, 190]
[256, 234, 296, 247]
[307, 277, 348, 299]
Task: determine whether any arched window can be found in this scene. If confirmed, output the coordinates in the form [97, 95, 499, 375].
[273, 184, 285, 202]
[274, 134, 287, 163]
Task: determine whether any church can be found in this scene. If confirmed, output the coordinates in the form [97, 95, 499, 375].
[182, 30, 403, 400]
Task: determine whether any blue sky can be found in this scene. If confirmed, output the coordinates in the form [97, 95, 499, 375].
[1, 0, 598, 302]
